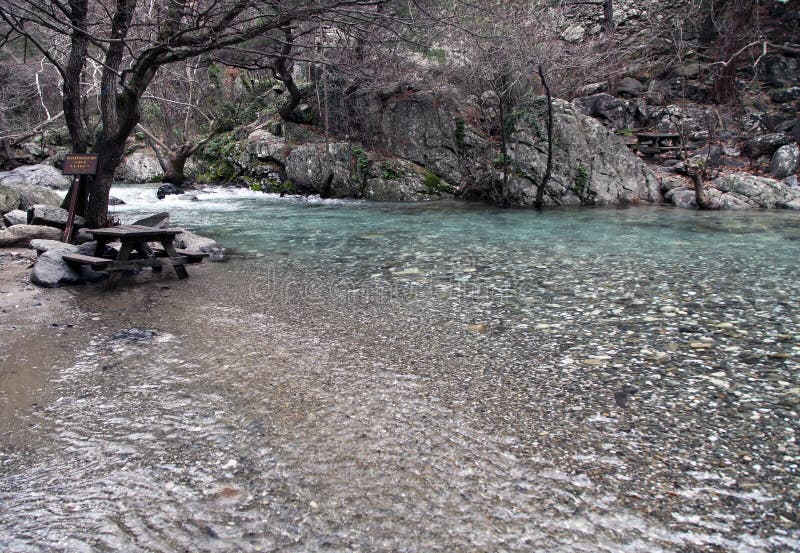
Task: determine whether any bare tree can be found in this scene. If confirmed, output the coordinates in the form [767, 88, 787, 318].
[0, 0, 423, 226]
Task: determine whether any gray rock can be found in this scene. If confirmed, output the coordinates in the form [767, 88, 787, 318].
[760, 55, 800, 88]
[644, 80, 672, 106]
[784, 175, 799, 188]
[27, 204, 85, 230]
[579, 82, 607, 96]
[132, 212, 170, 228]
[29, 239, 78, 255]
[673, 62, 703, 77]
[670, 189, 698, 209]
[771, 86, 800, 104]
[73, 228, 95, 244]
[173, 229, 220, 254]
[0, 181, 63, 213]
[561, 24, 585, 42]
[109, 196, 126, 206]
[618, 77, 645, 97]
[504, 99, 661, 206]
[110, 328, 157, 342]
[0, 224, 62, 247]
[285, 143, 452, 201]
[326, 85, 660, 206]
[3, 209, 27, 226]
[157, 184, 184, 200]
[247, 130, 289, 164]
[116, 152, 163, 183]
[744, 133, 791, 159]
[0, 164, 71, 190]
[770, 144, 800, 179]
[31, 249, 83, 287]
[714, 172, 800, 209]
[572, 93, 642, 131]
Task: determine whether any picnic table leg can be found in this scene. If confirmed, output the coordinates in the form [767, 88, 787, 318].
[92, 238, 108, 257]
[160, 239, 189, 279]
[107, 241, 133, 288]
[133, 241, 162, 272]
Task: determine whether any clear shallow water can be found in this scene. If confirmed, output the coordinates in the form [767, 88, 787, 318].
[1, 184, 799, 551]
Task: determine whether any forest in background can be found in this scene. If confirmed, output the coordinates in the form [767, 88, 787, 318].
[0, 0, 798, 223]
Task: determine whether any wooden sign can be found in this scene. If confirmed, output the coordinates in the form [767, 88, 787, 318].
[63, 153, 99, 175]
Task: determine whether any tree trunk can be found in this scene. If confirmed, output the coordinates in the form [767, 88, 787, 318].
[711, 0, 755, 105]
[692, 171, 710, 209]
[536, 66, 554, 209]
[603, 0, 619, 95]
[163, 149, 191, 186]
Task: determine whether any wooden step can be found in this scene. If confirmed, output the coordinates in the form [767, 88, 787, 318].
[62, 253, 111, 268]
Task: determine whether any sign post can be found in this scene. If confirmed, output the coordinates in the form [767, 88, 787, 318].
[62, 153, 99, 243]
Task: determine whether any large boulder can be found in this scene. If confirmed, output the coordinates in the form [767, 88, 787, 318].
[744, 133, 791, 159]
[28, 239, 78, 255]
[0, 164, 71, 190]
[116, 152, 163, 183]
[504, 99, 661, 206]
[284, 142, 453, 201]
[2, 209, 27, 226]
[173, 229, 220, 253]
[0, 181, 63, 213]
[31, 249, 82, 287]
[770, 144, 800, 179]
[27, 204, 85, 230]
[157, 183, 184, 200]
[0, 224, 62, 246]
[713, 173, 800, 209]
[132, 212, 170, 228]
[247, 129, 289, 164]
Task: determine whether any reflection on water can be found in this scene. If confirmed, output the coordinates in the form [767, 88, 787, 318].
[1, 185, 799, 551]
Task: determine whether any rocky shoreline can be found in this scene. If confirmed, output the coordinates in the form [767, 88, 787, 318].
[0, 166, 222, 288]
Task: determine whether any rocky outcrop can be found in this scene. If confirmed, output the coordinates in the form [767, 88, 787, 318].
[27, 204, 85, 230]
[281, 141, 453, 201]
[0, 164, 71, 190]
[315, 85, 660, 206]
[665, 173, 800, 210]
[0, 224, 62, 246]
[505, 100, 661, 206]
[572, 93, 645, 131]
[713, 173, 800, 209]
[116, 152, 163, 183]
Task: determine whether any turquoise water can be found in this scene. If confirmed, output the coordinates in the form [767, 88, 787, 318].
[1, 184, 799, 552]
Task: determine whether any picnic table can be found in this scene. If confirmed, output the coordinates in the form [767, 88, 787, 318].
[628, 132, 683, 156]
[62, 225, 206, 287]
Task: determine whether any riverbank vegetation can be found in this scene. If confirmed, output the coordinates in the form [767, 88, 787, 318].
[0, 0, 798, 216]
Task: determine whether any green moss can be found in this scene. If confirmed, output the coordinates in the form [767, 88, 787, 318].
[418, 170, 455, 195]
[493, 153, 509, 168]
[425, 48, 447, 63]
[573, 165, 595, 203]
[379, 161, 402, 180]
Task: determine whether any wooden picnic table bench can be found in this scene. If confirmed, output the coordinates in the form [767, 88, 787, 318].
[627, 132, 683, 156]
[62, 225, 205, 288]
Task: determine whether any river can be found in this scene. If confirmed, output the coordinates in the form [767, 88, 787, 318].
[1, 184, 799, 552]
